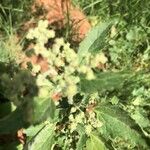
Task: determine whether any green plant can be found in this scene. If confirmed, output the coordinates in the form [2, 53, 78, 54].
[0, 19, 149, 150]
[0, 0, 150, 149]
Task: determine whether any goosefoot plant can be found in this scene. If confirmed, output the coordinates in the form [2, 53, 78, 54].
[0, 20, 149, 150]
[22, 20, 106, 102]
[23, 20, 106, 149]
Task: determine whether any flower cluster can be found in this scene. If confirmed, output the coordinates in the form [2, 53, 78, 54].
[69, 105, 102, 135]
[26, 20, 107, 104]
[26, 20, 55, 45]
[24, 20, 105, 149]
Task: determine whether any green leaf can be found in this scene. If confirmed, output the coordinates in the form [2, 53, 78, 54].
[78, 21, 112, 61]
[0, 102, 13, 118]
[86, 134, 106, 150]
[32, 97, 50, 123]
[0, 107, 25, 134]
[0, 97, 56, 134]
[76, 124, 87, 150]
[24, 123, 46, 137]
[77, 134, 87, 150]
[80, 71, 132, 94]
[49, 99, 56, 119]
[30, 97, 56, 124]
[24, 123, 55, 150]
[96, 104, 149, 149]
[131, 108, 150, 128]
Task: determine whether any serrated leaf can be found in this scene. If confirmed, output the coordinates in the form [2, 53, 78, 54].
[131, 108, 150, 128]
[96, 104, 149, 149]
[86, 134, 106, 150]
[24, 123, 55, 150]
[80, 71, 132, 94]
[78, 21, 112, 61]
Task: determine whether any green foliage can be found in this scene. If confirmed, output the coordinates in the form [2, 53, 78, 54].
[24, 123, 55, 150]
[0, 69, 38, 106]
[80, 71, 132, 93]
[31, 97, 56, 124]
[78, 21, 112, 60]
[0, 107, 24, 134]
[76, 134, 87, 150]
[86, 134, 106, 150]
[0, 0, 33, 36]
[74, 0, 150, 25]
[96, 104, 149, 149]
[108, 24, 150, 68]
[75, 0, 150, 69]
[0, 0, 150, 149]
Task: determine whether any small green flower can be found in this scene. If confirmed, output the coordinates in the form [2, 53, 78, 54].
[78, 65, 88, 73]
[26, 20, 55, 44]
[52, 44, 61, 54]
[32, 64, 41, 73]
[38, 20, 49, 29]
[36, 74, 52, 87]
[85, 124, 92, 135]
[75, 112, 84, 123]
[47, 30, 55, 39]
[38, 87, 50, 97]
[26, 28, 35, 39]
[70, 107, 77, 113]
[55, 37, 65, 46]
[86, 69, 95, 80]
[70, 122, 77, 133]
[69, 114, 74, 121]
[65, 84, 78, 99]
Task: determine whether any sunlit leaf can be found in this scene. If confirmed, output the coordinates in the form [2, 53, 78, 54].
[86, 134, 106, 150]
[24, 123, 55, 150]
[78, 21, 112, 61]
[80, 71, 132, 93]
[96, 104, 149, 149]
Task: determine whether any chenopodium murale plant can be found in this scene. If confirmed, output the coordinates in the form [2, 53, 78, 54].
[26, 20, 106, 139]
[26, 20, 107, 104]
